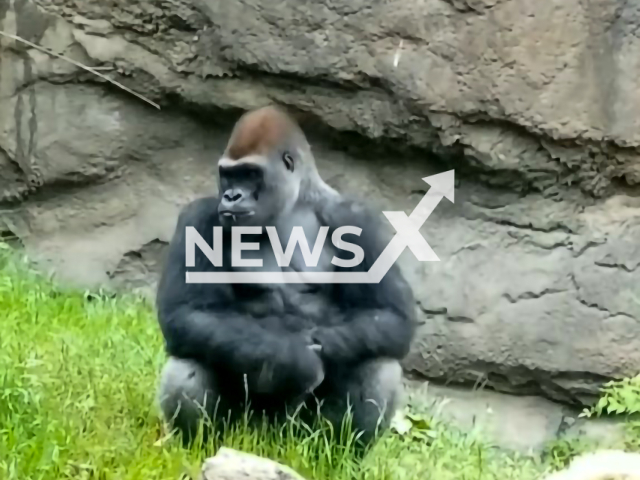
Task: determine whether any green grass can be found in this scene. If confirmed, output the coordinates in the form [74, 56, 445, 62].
[0, 246, 582, 479]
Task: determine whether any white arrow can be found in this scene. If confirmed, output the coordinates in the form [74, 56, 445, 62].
[366, 170, 454, 283]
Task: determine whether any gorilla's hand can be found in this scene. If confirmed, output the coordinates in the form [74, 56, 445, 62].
[302, 326, 343, 366]
[301, 327, 323, 353]
[256, 335, 324, 396]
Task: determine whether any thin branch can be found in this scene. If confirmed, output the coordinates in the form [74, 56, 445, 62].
[0, 30, 161, 110]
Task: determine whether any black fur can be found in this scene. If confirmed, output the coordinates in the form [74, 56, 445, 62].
[156, 194, 416, 444]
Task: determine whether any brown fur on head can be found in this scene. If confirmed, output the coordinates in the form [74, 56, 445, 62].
[225, 106, 308, 162]
[218, 105, 337, 205]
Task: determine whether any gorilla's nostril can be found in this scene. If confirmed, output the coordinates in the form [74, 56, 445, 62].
[223, 190, 243, 203]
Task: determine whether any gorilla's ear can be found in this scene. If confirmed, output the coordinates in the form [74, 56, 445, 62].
[282, 151, 294, 172]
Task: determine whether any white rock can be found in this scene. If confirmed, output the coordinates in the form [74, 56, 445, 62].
[542, 450, 640, 480]
[201, 448, 307, 480]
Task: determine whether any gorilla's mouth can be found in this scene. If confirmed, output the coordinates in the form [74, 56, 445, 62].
[220, 210, 255, 222]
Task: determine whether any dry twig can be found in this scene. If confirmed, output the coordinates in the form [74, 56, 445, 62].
[0, 30, 160, 110]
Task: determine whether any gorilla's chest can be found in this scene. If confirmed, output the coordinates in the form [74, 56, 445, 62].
[232, 208, 339, 328]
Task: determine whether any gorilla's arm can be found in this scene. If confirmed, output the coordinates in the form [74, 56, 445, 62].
[313, 199, 416, 366]
[156, 197, 323, 397]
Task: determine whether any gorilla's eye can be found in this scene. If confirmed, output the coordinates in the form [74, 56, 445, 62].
[282, 152, 294, 172]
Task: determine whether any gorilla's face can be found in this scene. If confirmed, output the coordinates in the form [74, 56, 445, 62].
[217, 163, 262, 227]
[217, 150, 300, 228]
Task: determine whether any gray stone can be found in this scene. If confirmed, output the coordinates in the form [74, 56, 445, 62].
[560, 416, 627, 450]
[1, 0, 640, 407]
[405, 380, 567, 452]
[201, 448, 307, 480]
[404, 381, 628, 453]
[541, 450, 640, 480]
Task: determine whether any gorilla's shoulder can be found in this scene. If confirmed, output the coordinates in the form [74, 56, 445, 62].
[176, 195, 221, 227]
[318, 194, 394, 258]
[318, 194, 381, 230]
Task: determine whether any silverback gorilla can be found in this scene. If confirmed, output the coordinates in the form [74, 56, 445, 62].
[155, 106, 416, 447]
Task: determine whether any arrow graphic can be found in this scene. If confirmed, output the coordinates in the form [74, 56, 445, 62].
[366, 169, 454, 282]
[186, 170, 455, 284]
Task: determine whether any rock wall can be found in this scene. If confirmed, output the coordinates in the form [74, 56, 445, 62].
[1, 0, 639, 406]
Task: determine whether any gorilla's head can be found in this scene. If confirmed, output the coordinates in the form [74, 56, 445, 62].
[216, 106, 322, 228]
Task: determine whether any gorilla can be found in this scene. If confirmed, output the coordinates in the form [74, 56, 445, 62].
[155, 106, 416, 448]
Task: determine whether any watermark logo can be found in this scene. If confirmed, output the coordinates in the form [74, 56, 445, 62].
[186, 170, 454, 284]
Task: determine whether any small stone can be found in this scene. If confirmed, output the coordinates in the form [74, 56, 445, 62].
[542, 450, 640, 480]
[201, 448, 308, 480]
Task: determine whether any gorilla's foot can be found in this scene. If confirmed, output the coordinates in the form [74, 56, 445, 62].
[157, 357, 225, 445]
[311, 358, 403, 449]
